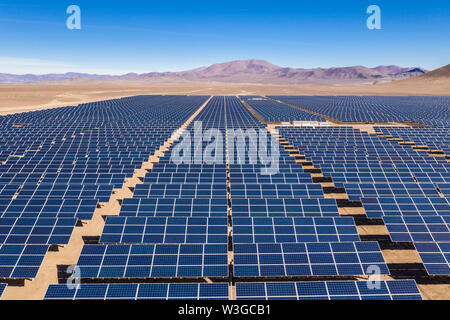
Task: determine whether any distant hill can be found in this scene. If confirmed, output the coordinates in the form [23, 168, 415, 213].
[0, 59, 429, 85]
[420, 64, 450, 79]
[0, 72, 111, 84]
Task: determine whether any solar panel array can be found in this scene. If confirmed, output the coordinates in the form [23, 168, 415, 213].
[4, 94, 442, 299]
[240, 96, 325, 122]
[0, 95, 208, 283]
[271, 96, 450, 123]
[65, 96, 403, 300]
[278, 124, 450, 277]
[376, 126, 450, 155]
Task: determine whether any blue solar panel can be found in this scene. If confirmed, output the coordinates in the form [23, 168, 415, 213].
[414, 242, 450, 275]
[0, 198, 98, 220]
[235, 280, 422, 300]
[119, 198, 228, 217]
[241, 97, 325, 122]
[230, 184, 324, 198]
[100, 216, 228, 244]
[0, 283, 6, 298]
[271, 96, 450, 123]
[361, 197, 450, 218]
[231, 198, 339, 217]
[384, 216, 450, 242]
[133, 184, 228, 198]
[44, 283, 229, 300]
[0, 244, 49, 279]
[233, 242, 389, 277]
[16, 184, 114, 203]
[233, 217, 359, 243]
[0, 217, 77, 245]
[343, 183, 440, 201]
[76, 244, 229, 279]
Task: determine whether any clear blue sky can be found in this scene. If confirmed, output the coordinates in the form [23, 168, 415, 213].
[0, 0, 449, 74]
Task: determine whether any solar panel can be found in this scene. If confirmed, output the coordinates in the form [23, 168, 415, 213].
[144, 172, 227, 184]
[343, 183, 440, 201]
[230, 184, 324, 198]
[0, 217, 77, 245]
[241, 96, 325, 122]
[383, 216, 450, 242]
[100, 217, 228, 244]
[0, 198, 98, 220]
[17, 184, 114, 202]
[414, 242, 450, 275]
[76, 244, 229, 279]
[0, 244, 49, 279]
[233, 242, 389, 277]
[231, 198, 339, 217]
[0, 283, 6, 298]
[361, 197, 450, 218]
[233, 217, 359, 243]
[437, 183, 450, 197]
[229, 173, 313, 184]
[235, 280, 422, 300]
[133, 184, 227, 198]
[44, 283, 229, 300]
[271, 96, 450, 123]
[119, 198, 228, 217]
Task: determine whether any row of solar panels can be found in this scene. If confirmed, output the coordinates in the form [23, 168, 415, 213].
[44, 280, 422, 300]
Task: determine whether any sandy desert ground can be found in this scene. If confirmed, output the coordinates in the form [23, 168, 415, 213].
[0, 76, 449, 115]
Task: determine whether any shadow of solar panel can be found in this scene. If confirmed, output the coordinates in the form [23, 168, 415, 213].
[0, 244, 49, 279]
[44, 283, 229, 300]
[236, 280, 421, 300]
[233, 242, 389, 277]
[414, 242, 450, 275]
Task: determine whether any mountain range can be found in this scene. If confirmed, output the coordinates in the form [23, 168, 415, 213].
[0, 59, 429, 85]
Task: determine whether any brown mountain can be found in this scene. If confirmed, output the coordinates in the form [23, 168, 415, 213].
[420, 64, 450, 79]
[0, 59, 429, 85]
[126, 59, 427, 85]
